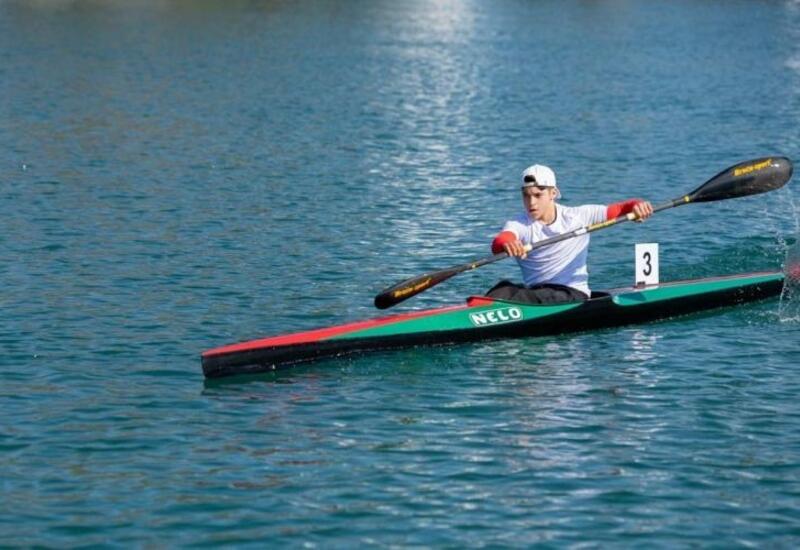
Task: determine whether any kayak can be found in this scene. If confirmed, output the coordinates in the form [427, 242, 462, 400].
[201, 270, 785, 378]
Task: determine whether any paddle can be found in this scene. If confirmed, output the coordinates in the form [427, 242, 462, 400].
[374, 156, 793, 309]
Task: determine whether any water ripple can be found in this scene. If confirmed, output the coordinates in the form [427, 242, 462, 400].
[2, 0, 800, 546]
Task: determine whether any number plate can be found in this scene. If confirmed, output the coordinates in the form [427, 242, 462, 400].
[635, 243, 659, 286]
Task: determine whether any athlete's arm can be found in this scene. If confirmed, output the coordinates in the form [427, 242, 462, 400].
[607, 199, 653, 222]
[491, 231, 527, 258]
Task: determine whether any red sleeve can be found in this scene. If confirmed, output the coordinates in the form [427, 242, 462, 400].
[606, 198, 643, 219]
[491, 231, 517, 254]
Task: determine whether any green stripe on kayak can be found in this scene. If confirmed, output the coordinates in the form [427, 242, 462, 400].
[332, 301, 583, 340]
[613, 273, 783, 306]
[332, 272, 783, 341]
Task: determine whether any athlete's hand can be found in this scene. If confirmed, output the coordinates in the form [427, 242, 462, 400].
[632, 200, 653, 222]
[503, 239, 528, 259]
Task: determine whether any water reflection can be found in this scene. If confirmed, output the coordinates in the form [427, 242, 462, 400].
[625, 329, 660, 363]
[355, 1, 493, 292]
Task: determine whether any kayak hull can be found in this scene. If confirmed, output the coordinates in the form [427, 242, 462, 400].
[202, 271, 784, 378]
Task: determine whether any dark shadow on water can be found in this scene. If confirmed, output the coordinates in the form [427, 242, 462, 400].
[200, 344, 472, 393]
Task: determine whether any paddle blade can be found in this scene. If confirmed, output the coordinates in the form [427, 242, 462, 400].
[688, 156, 792, 203]
[374, 268, 459, 309]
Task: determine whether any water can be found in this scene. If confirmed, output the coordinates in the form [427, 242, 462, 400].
[2, 0, 800, 546]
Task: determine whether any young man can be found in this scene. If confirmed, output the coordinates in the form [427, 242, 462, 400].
[488, 164, 653, 304]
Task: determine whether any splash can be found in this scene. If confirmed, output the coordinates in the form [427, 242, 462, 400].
[779, 238, 800, 322]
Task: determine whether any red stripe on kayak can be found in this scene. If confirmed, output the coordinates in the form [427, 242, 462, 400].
[466, 296, 497, 307]
[203, 303, 472, 357]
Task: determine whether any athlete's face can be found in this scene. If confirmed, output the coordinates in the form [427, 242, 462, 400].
[521, 186, 557, 222]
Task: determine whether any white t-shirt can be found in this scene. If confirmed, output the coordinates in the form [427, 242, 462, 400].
[501, 203, 607, 295]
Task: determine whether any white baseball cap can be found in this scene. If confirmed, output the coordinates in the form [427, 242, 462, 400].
[521, 164, 561, 199]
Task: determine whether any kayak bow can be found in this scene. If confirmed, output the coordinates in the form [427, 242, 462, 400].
[202, 271, 784, 378]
